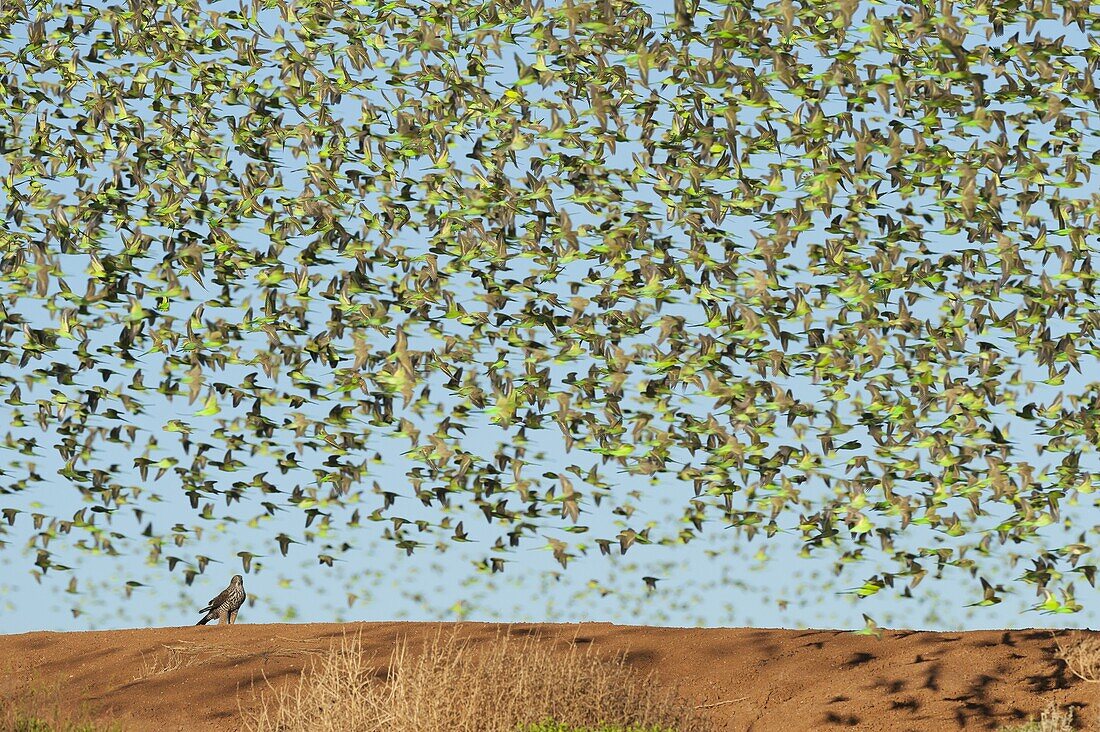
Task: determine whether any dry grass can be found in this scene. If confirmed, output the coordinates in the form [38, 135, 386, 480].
[243, 628, 707, 732]
[133, 638, 318, 681]
[999, 702, 1076, 732]
[1041, 703, 1079, 732]
[1054, 632, 1100, 685]
[0, 676, 120, 732]
[133, 644, 202, 680]
[998, 632, 1100, 732]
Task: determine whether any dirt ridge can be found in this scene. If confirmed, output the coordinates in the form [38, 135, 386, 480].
[2, 622, 1094, 731]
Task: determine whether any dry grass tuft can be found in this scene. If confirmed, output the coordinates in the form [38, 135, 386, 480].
[999, 702, 1077, 732]
[1053, 632, 1100, 685]
[133, 639, 318, 682]
[244, 628, 707, 732]
[999, 632, 1100, 732]
[0, 676, 120, 731]
[1038, 703, 1078, 732]
[133, 644, 202, 680]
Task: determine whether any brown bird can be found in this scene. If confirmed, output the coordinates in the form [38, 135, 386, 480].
[195, 575, 246, 625]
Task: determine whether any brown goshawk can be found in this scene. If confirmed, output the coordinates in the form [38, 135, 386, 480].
[195, 574, 246, 625]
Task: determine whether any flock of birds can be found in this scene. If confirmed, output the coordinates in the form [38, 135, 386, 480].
[0, 0, 1097, 623]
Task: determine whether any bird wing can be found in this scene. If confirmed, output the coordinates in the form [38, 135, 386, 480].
[199, 586, 230, 614]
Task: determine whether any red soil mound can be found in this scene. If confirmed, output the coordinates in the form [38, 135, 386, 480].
[2, 622, 1094, 731]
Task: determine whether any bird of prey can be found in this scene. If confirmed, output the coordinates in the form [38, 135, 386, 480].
[195, 574, 246, 625]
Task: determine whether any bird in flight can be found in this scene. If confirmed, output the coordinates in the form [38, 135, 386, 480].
[195, 574, 246, 625]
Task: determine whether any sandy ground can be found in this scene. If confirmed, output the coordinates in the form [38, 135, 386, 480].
[1, 621, 1096, 731]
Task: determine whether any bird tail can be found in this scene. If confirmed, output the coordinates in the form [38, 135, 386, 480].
[196, 615, 211, 626]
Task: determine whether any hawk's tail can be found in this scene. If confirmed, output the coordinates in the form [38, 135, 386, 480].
[196, 615, 211, 626]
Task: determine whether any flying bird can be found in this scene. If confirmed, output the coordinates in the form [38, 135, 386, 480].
[1, 0, 1094, 629]
[195, 575, 246, 626]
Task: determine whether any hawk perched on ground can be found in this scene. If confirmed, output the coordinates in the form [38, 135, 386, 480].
[195, 574, 246, 625]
